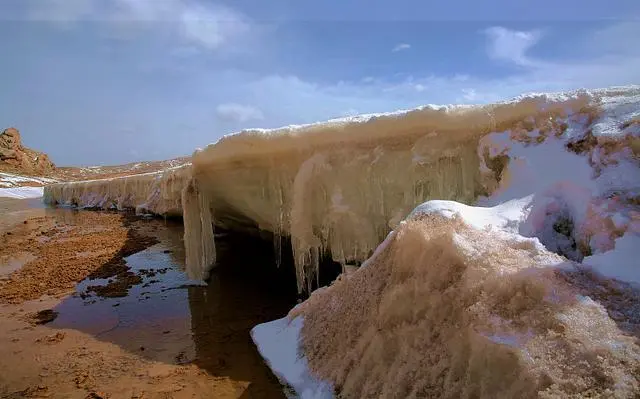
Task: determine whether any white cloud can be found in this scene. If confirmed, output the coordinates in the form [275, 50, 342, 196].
[239, 22, 640, 121]
[26, 0, 93, 25]
[414, 84, 426, 92]
[2, 15, 639, 165]
[483, 26, 542, 66]
[25, 0, 251, 51]
[392, 43, 411, 52]
[216, 103, 264, 123]
[179, 4, 250, 50]
[461, 88, 477, 101]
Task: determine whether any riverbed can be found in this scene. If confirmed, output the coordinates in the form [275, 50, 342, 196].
[0, 196, 296, 398]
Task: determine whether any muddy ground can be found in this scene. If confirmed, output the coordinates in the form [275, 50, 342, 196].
[0, 203, 293, 398]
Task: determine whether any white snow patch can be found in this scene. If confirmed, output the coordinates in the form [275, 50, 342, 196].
[251, 316, 334, 399]
[584, 233, 640, 285]
[472, 89, 640, 282]
[0, 186, 44, 199]
[0, 172, 57, 188]
[410, 195, 534, 235]
[591, 91, 640, 138]
[478, 133, 596, 207]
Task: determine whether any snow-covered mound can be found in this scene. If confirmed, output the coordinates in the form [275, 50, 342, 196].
[281, 212, 640, 398]
[43, 164, 191, 217]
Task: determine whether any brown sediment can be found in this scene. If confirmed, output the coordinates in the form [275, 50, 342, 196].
[0, 212, 157, 304]
[0, 208, 286, 398]
[0, 297, 249, 398]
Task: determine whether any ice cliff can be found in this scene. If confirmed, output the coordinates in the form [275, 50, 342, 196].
[44, 86, 640, 294]
[44, 164, 191, 217]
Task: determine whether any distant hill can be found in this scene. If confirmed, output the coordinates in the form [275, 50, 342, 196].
[55, 157, 191, 181]
[0, 127, 190, 184]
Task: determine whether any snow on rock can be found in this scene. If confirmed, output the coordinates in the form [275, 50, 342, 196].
[0, 186, 44, 199]
[409, 195, 534, 235]
[476, 86, 640, 278]
[251, 316, 334, 399]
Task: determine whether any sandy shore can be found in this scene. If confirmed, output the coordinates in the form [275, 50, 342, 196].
[0, 210, 267, 398]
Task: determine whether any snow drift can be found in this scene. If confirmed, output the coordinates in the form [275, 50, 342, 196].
[285, 213, 640, 398]
[44, 164, 191, 217]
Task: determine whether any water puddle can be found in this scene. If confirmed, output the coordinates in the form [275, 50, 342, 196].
[0, 252, 37, 279]
[49, 219, 296, 397]
[0, 197, 47, 233]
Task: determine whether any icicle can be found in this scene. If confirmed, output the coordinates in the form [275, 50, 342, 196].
[198, 187, 216, 279]
[182, 178, 204, 279]
[182, 177, 216, 281]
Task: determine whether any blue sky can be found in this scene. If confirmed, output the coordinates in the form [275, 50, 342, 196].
[1, 0, 639, 165]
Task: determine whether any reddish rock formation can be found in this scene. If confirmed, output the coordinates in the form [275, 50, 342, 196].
[0, 128, 55, 174]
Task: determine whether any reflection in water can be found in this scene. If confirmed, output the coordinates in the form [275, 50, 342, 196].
[0, 197, 47, 232]
[0, 196, 92, 232]
[1, 197, 83, 276]
[0, 252, 37, 279]
[50, 218, 297, 398]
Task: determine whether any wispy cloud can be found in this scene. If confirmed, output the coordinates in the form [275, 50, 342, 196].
[216, 103, 264, 123]
[461, 88, 477, 101]
[392, 43, 411, 52]
[241, 22, 640, 117]
[24, 0, 251, 51]
[414, 84, 426, 92]
[178, 4, 250, 50]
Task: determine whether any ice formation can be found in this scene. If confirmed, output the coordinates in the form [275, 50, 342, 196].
[189, 89, 608, 292]
[43, 86, 640, 293]
[44, 164, 191, 217]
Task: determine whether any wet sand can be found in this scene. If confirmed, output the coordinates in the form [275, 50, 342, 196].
[0, 198, 296, 398]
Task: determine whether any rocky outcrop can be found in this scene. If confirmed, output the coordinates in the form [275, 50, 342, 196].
[0, 128, 55, 174]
